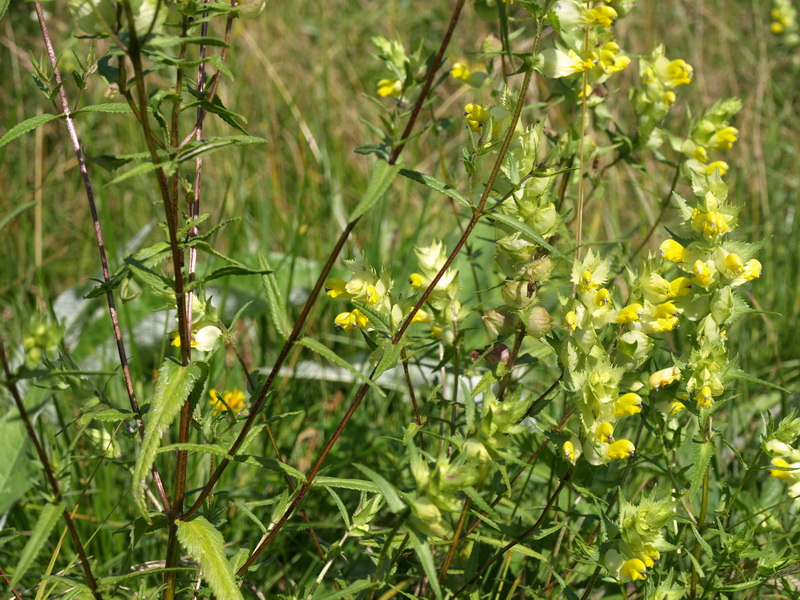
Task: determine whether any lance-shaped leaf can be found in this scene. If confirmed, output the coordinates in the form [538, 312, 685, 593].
[176, 516, 244, 600]
[349, 161, 401, 221]
[9, 501, 65, 589]
[133, 359, 207, 520]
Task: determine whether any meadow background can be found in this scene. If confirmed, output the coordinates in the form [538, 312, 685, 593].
[1, 0, 799, 597]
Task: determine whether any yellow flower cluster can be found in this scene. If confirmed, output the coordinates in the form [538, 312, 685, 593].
[209, 387, 246, 414]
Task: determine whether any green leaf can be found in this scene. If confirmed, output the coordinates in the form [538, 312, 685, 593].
[728, 367, 790, 393]
[689, 438, 717, 501]
[297, 337, 386, 397]
[399, 168, 470, 208]
[176, 516, 244, 600]
[157, 442, 230, 458]
[312, 477, 380, 493]
[312, 579, 374, 599]
[349, 161, 401, 221]
[407, 528, 442, 600]
[176, 135, 267, 164]
[0, 0, 9, 21]
[133, 359, 206, 520]
[258, 253, 291, 340]
[0, 201, 36, 233]
[0, 113, 63, 150]
[353, 464, 405, 513]
[72, 103, 134, 115]
[486, 211, 566, 259]
[373, 339, 403, 380]
[106, 159, 175, 187]
[9, 501, 65, 589]
[239, 455, 306, 482]
[0, 410, 39, 514]
[186, 265, 269, 291]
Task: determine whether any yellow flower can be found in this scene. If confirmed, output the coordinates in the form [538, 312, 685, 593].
[664, 58, 693, 87]
[581, 5, 618, 27]
[334, 309, 369, 331]
[563, 440, 575, 462]
[639, 545, 661, 567]
[580, 270, 599, 292]
[594, 288, 612, 307]
[706, 161, 729, 176]
[596, 41, 630, 75]
[649, 366, 681, 390]
[615, 393, 643, 417]
[725, 253, 745, 276]
[695, 385, 712, 408]
[377, 78, 402, 98]
[537, 48, 596, 78]
[464, 103, 490, 132]
[692, 260, 714, 288]
[607, 439, 636, 460]
[708, 126, 739, 151]
[663, 91, 676, 106]
[410, 309, 430, 324]
[620, 558, 647, 581]
[669, 277, 692, 298]
[409, 273, 424, 289]
[564, 310, 578, 333]
[209, 387, 246, 414]
[659, 239, 687, 263]
[669, 400, 686, 415]
[770, 457, 798, 480]
[325, 278, 353, 298]
[595, 422, 615, 443]
[450, 62, 472, 82]
[365, 284, 380, 304]
[615, 303, 643, 324]
[692, 145, 709, 162]
[742, 259, 762, 281]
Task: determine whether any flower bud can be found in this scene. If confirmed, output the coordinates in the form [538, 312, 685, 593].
[525, 306, 554, 338]
[502, 279, 535, 309]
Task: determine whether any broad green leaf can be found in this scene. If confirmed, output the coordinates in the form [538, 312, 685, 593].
[297, 337, 386, 397]
[349, 161, 401, 221]
[353, 464, 404, 513]
[133, 359, 206, 520]
[487, 211, 566, 259]
[9, 501, 65, 589]
[0, 410, 38, 514]
[176, 516, 244, 600]
[258, 253, 291, 340]
[72, 103, 134, 115]
[689, 438, 717, 501]
[407, 528, 442, 600]
[0, 113, 63, 149]
[399, 168, 470, 208]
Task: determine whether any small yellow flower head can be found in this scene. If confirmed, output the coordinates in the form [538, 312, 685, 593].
[725, 253, 745, 276]
[708, 126, 739, 151]
[365, 284, 380, 304]
[334, 309, 369, 331]
[692, 260, 714, 288]
[659, 239, 687, 263]
[695, 385, 713, 408]
[669, 277, 692, 298]
[742, 259, 762, 281]
[649, 365, 681, 390]
[693, 209, 731, 239]
[620, 558, 647, 581]
[706, 160, 729, 176]
[770, 457, 797, 480]
[410, 309, 430, 324]
[325, 278, 352, 299]
[563, 440, 575, 462]
[664, 58, 693, 87]
[209, 387, 246, 414]
[564, 310, 578, 333]
[616, 303, 643, 324]
[464, 103, 490, 132]
[693, 145, 709, 163]
[607, 439, 636, 460]
[594, 288, 612, 308]
[597, 42, 631, 75]
[596, 422, 615, 443]
[581, 5, 618, 27]
[580, 270, 599, 292]
[450, 62, 472, 82]
[409, 273, 424, 289]
[663, 91, 676, 106]
[377, 78, 402, 98]
[654, 301, 679, 319]
[669, 400, 686, 415]
[615, 393, 643, 417]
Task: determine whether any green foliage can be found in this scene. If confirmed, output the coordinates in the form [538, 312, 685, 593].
[175, 516, 244, 600]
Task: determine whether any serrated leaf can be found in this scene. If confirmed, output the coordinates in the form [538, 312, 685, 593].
[349, 161, 401, 221]
[72, 103, 134, 115]
[185, 265, 268, 291]
[373, 339, 403, 380]
[399, 168, 470, 208]
[407, 528, 442, 600]
[297, 337, 385, 397]
[258, 253, 291, 340]
[133, 359, 206, 520]
[0, 113, 63, 149]
[158, 442, 230, 458]
[176, 135, 266, 164]
[487, 211, 566, 259]
[106, 159, 175, 187]
[354, 464, 405, 513]
[728, 368, 790, 393]
[176, 516, 244, 600]
[9, 501, 65, 589]
[239, 455, 306, 482]
[349, 300, 392, 335]
[689, 438, 717, 501]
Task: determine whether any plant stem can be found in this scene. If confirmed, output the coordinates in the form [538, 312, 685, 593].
[0, 342, 102, 600]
